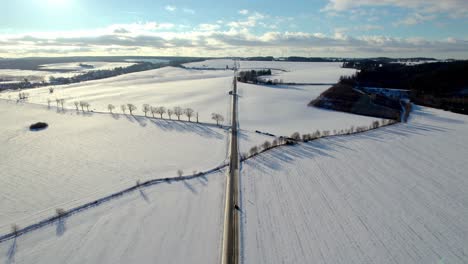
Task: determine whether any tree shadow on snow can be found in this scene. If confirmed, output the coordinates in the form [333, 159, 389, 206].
[139, 189, 150, 203]
[148, 119, 224, 139]
[5, 238, 16, 264]
[56, 217, 66, 237]
[182, 180, 198, 194]
[132, 115, 147, 127]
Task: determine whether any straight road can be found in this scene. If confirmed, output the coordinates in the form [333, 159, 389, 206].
[221, 64, 240, 264]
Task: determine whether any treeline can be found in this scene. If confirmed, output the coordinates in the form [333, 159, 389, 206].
[341, 61, 468, 114]
[310, 82, 402, 120]
[237, 69, 272, 83]
[244, 119, 397, 160]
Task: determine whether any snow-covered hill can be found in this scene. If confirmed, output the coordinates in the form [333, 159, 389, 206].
[0, 100, 233, 233]
[0, 170, 226, 264]
[241, 106, 468, 263]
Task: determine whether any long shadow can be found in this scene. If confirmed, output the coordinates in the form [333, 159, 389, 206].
[132, 115, 147, 127]
[56, 218, 66, 237]
[412, 107, 466, 125]
[6, 238, 16, 264]
[148, 119, 224, 139]
[182, 180, 198, 194]
[139, 189, 150, 203]
[111, 113, 120, 120]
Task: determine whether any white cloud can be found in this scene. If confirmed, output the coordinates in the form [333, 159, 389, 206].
[183, 8, 195, 14]
[239, 9, 249, 15]
[323, 0, 468, 17]
[165, 5, 176, 12]
[394, 13, 437, 26]
[227, 12, 266, 28]
[1, 21, 467, 58]
[198, 24, 220, 31]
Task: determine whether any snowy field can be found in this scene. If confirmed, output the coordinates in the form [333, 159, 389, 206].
[1, 65, 377, 137]
[0, 170, 226, 264]
[238, 82, 381, 136]
[0, 69, 75, 83]
[0, 62, 135, 84]
[0, 67, 234, 123]
[184, 59, 357, 84]
[241, 106, 468, 263]
[39, 61, 135, 71]
[0, 100, 235, 233]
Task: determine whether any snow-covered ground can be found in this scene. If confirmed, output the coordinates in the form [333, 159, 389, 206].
[184, 59, 356, 84]
[0, 69, 75, 83]
[238, 82, 381, 136]
[241, 106, 468, 263]
[0, 169, 226, 264]
[0, 67, 234, 123]
[0, 62, 135, 84]
[0, 66, 377, 137]
[183, 59, 235, 69]
[0, 100, 234, 233]
[39, 61, 135, 71]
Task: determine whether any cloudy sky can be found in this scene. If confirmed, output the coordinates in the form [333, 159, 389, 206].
[1, 0, 467, 58]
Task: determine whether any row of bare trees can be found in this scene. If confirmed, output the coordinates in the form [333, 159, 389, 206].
[244, 119, 398, 159]
[105, 103, 225, 125]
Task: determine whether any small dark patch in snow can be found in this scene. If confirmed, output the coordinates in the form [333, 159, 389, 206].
[29, 122, 48, 131]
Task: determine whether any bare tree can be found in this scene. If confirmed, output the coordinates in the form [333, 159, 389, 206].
[272, 138, 278, 146]
[177, 169, 183, 177]
[127, 104, 136, 115]
[262, 140, 271, 150]
[184, 108, 194, 121]
[108, 104, 115, 113]
[249, 146, 258, 156]
[167, 109, 173, 119]
[85, 102, 90, 112]
[142, 104, 150, 116]
[49, 87, 54, 94]
[79, 101, 86, 112]
[155, 106, 166, 118]
[291, 132, 301, 141]
[150, 106, 157, 117]
[11, 224, 19, 237]
[74, 101, 79, 111]
[196, 112, 199, 123]
[59, 99, 65, 110]
[211, 113, 224, 126]
[121, 104, 127, 114]
[55, 98, 60, 108]
[173, 106, 183, 120]
[56, 208, 66, 217]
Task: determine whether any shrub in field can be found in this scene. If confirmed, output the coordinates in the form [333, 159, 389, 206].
[291, 132, 301, 141]
[30, 122, 48, 130]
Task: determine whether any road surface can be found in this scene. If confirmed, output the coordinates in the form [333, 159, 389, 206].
[221, 66, 240, 264]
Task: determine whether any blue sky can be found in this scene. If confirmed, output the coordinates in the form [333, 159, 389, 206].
[1, 0, 467, 58]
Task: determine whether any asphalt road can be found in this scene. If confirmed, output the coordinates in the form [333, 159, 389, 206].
[221, 70, 240, 264]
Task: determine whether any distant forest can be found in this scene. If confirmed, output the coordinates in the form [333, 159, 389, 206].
[342, 60, 468, 114]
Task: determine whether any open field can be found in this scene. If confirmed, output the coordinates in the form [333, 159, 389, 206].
[38, 62, 135, 71]
[0, 99, 235, 233]
[184, 59, 357, 84]
[241, 106, 468, 263]
[1, 64, 378, 137]
[238, 82, 381, 136]
[0, 62, 135, 83]
[0, 170, 226, 264]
